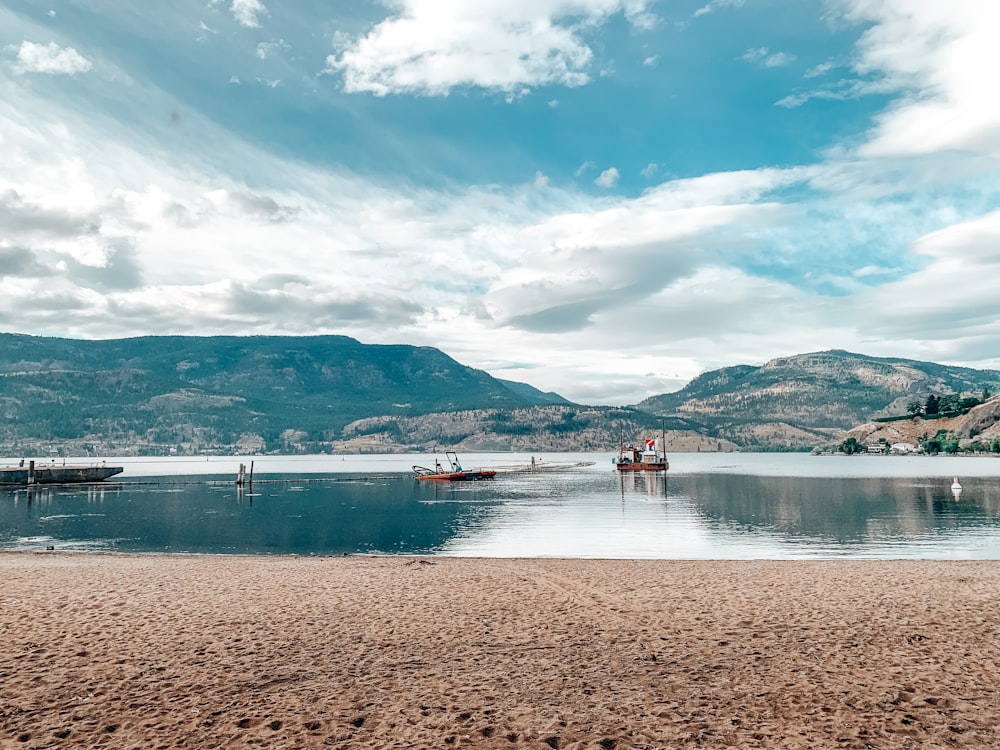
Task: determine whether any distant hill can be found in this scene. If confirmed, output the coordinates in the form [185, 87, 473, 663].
[0, 333, 564, 455]
[335, 406, 728, 454]
[839, 395, 1000, 451]
[636, 350, 1000, 449]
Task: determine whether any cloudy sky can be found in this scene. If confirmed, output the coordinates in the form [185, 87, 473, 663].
[2, 0, 999, 405]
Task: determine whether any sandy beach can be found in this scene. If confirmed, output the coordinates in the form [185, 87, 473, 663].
[0, 554, 997, 749]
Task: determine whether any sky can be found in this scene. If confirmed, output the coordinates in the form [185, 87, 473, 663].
[1, 0, 999, 406]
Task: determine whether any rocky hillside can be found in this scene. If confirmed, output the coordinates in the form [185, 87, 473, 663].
[637, 350, 1000, 450]
[331, 406, 738, 454]
[839, 395, 1000, 449]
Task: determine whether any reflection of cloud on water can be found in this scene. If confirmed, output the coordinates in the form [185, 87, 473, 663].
[439, 477, 713, 558]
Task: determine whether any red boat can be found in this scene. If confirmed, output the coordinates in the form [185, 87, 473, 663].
[413, 452, 497, 481]
[615, 429, 669, 472]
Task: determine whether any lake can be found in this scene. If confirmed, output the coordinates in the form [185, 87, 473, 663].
[2, 452, 1000, 558]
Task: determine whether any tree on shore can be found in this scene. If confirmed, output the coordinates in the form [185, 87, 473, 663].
[924, 394, 940, 415]
[839, 436, 861, 454]
[938, 393, 962, 416]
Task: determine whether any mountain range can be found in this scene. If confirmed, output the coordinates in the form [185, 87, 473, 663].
[1, 334, 998, 456]
[637, 349, 1000, 450]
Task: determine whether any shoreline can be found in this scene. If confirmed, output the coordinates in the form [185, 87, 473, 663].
[1, 554, 997, 749]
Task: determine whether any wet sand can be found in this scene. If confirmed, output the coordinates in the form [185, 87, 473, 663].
[0, 554, 997, 749]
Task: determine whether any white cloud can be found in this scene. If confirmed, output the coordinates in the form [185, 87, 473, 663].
[256, 39, 288, 60]
[640, 163, 657, 178]
[835, 0, 1000, 159]
[477, 167, 803, 339]
[230, 0, 267, 29]
[324, 0, 653, 96]
[843, 209, 1000, 362]
[642, 55, 658, 67]
[743, 47, 796, 68]
[594, 167, 619, 188]
[196, 21, 217, 43]
[852, 264, 895, 278]
[693, 0, 745, 18]
[777, 2, 1000, 157]
[804, 61, 835, 78]
[763, 51, 795, 67]
[10, 41, 91, 75]
[775, 77, 891, 109]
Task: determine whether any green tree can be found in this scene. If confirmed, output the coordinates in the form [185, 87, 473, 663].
[960, 396, 981, 412]
[938, 393, 961, 415]
[839, 437, 861, 455]
[906, 401, 922, 416]
[924, 394, 940, 415]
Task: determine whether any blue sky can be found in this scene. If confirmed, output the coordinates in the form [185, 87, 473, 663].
[1, 0, 999, 405]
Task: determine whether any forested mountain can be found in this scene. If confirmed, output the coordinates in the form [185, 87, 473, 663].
[636, 350, 1000, 449]
[0, 333, 565, 454]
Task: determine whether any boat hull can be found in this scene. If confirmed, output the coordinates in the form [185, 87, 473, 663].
[0, 465, 124, 486]
[616, 461, 668, 472]
[415, 470, 497, 482]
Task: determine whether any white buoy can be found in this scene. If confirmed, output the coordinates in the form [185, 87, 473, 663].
[951, 477, 962, 498]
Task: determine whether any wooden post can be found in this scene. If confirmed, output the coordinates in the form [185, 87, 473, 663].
[236, 463, 245, 486]
[248, 460, 254, 487]
[27, 460, 35, 485]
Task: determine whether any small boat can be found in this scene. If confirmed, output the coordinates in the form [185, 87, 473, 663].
[413, 452, 497, 481]
[0, 460, 124, 486]
[615, 427, 669, 472]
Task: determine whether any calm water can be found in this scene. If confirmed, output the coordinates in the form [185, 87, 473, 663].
[3, 452, 1000, 558]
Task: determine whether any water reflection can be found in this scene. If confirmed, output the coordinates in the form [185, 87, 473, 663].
[619, 471, 669, 500]
[2, 464, 1000, 558]
[674, 473, 1000, 556]
[0, 476, 484, 555]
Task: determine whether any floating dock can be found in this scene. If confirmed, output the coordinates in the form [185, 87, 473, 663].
[0, 460, 124, 486]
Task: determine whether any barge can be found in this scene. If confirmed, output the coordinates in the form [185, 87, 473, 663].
[0, 460, 124, 486]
